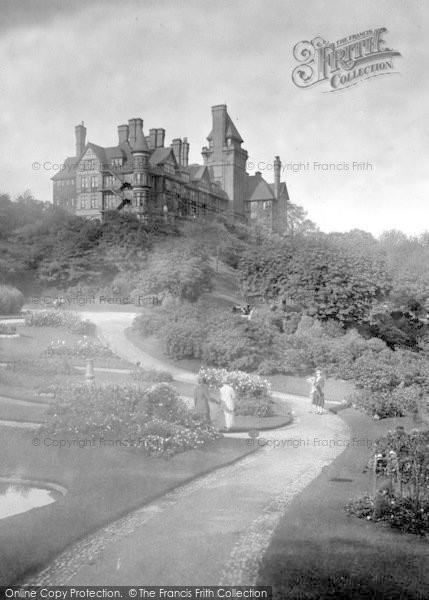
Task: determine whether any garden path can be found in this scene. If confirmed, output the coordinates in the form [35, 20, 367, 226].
[24, 310, 350, 585]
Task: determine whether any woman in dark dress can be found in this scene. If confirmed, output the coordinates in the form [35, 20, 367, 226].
[311, 368, 325, 415]
[193, 374, 212, 423]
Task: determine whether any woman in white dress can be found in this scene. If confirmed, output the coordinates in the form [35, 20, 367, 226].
[219, 378, 236, 431]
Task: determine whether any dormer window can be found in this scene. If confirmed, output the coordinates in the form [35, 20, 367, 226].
[111, 157, 123, 168]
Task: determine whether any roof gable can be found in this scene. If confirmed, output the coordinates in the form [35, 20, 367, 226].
[246, 175, 276, 202]
[149, 147, 176, 167]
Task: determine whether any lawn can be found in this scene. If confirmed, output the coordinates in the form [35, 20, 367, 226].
[257, 409, 429, 599]
[0, 324, 135, 416]
[0, 324, 133, 368]
[0, 426, 257, 586]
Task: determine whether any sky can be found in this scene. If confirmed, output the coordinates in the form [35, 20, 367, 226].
[0, 0, 427, 236]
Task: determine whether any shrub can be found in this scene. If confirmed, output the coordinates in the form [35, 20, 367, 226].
[133, 310, 166, 337]
[6, 356, 75, 376]
[198, 367, 273, 417]
[0, 323, 17, 335]
[44, 336, 116, 360]
[0, 285, 24, 315]
[348, 389, 407, 418]
[130, 367, 173, 383]
[199, 367, 271, 397]
[234, 393, 274, 417]
[42, 384, 140, 437]
[137, 383, 188, 422]
[43, 382, 221, 457]
[347, 429, 429, 535]
[203, 317, 278, 372]
[165, 323, 204, 360]
[25, 310, 96, 335]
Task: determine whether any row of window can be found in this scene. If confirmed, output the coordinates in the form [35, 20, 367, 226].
[79, 158, 124, 171]
[80, 194, 98, 210]
[54, 179, 74, 187]
[80, 175, 99, 190]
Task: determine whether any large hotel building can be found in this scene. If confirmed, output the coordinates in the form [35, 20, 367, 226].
[52, 105, 289, 233]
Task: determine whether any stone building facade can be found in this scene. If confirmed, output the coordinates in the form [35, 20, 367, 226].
[52, 105, 289, 232]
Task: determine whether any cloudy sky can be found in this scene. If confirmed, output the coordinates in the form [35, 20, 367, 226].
[0, 0, 427, 236]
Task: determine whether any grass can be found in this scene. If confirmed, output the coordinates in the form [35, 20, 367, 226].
[257, 409, 429, 599]
[0, 324, 136, 417]
[0, 426, 257, 586]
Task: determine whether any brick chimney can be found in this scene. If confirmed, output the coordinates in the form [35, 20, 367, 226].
[148, 129, 157, 150]
[171, 138, 182, 165]
[181, 137, 190, 167]
[156, 128, 165, 148]
[211, 105, 227, 155]
[118, 124, 129, 144]
[274, 156, 281, 199]
[128, 119, 137, 146]
[75, 122, 86, 157]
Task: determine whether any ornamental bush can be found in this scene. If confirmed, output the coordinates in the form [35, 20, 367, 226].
[347, 389, 406, 418]
[0, 285, 24, 315]
[25, 310, 96, 335]
[198, 367, 274, 417]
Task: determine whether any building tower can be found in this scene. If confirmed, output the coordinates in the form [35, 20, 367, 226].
[132, 120, 150, 220]
[202, 105, 248, 220]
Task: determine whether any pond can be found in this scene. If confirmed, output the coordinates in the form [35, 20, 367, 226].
[0, 481, 62, 519]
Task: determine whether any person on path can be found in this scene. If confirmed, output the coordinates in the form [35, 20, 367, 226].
[219, 378, 236, 431]
[193, 375, 212, 423]
[309, 368, 325, 415]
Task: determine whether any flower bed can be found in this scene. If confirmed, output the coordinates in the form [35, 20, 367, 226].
[0, 323, 18, 336]
[346, 428, 429, 535]
[44, 336, 117, 360]
[198, 367, 274, 417]
[42, 382, 221, 457]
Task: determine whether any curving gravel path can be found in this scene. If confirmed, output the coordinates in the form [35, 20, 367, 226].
[23, 310, 350, 586]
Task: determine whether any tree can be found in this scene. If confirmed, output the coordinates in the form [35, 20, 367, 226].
[131, 237, 213, 302]
[239, 234, 391, 325]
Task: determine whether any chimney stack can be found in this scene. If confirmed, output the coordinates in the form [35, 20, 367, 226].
[211, 105, 227, 152]
[156, 128, 165, 148]
[75, 122, 86, 157]
[274, 156, 281, 199]
[148, 128, 157, 150]
[171, 138, 182, 165]
[181, 137, 190, 167]
[128, 119, 137, 146]
[118, 124, 129, 144]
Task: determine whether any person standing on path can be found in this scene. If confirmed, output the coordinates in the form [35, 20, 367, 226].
[193, 375, 212, 423]
[309, 368, 325, 415]
[220, 378, 236, 431]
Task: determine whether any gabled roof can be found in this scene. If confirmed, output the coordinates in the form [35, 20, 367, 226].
[51, 156, 78, 180]
[245, 174, 276, 202]
[187, 164, 207, 181]
[86, 142, 107, 163]
[149, 147, 175, 167]
[268, 181, 290, 200]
